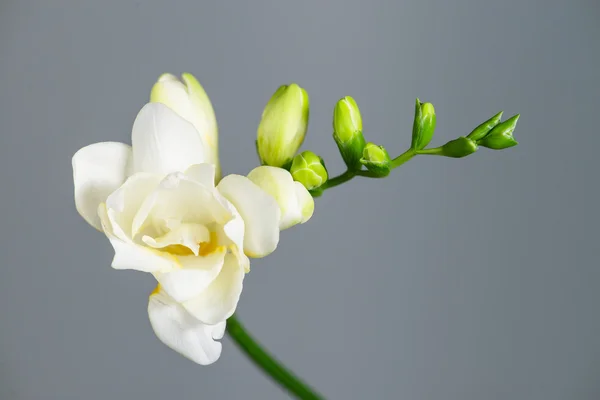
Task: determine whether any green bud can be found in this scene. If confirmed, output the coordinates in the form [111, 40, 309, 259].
[333, 96, 366, 169]
[290, 151, 328, 190]
[411, 99, 436, 150]
[360, 142, 391, 176]
[440, 137, 478, 158]
[257, 83, 310, 168]
[466, 111, 503, 141]
[334, 96, 362, 143]
[477, 114, 519, 150]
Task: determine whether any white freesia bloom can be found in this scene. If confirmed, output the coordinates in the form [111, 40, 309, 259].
[72, 101, 314, 365]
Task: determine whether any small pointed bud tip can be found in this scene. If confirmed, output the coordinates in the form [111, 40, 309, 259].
[466, 110, 508, 141]
[507, 114, 520, 124]
[157, 73, 179, 83]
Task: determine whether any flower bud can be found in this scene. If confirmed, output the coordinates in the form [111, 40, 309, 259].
[467, 111, 503, 141]
[477, 114, 520, 150]
[256, 84, 309, 168]
[333, 96, 366, 169]
[411, 99, 436, 150]
[360, 142, 391, 176]
[290, 151, 328, 190]
[440, 137, 478, 158]
[150, 73, 220, 178]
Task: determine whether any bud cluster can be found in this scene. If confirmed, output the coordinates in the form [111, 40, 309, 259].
[255, 82, 519, 195]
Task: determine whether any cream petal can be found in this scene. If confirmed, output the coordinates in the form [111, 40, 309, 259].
[148, 287, 224, 365]
[153, 249, 226, 303]
[219, 200, 250, 272]
[185, 163, 216, 188]
[247, 166, 304, 230]
[142, 223, 210, 256]
[72, 142, 132, 230]
[210, 321, 226, 340]
[108, 234, 176, 272]
[216, 175, 281, 258]
[104, 173, 162, 241]
[293, 181, 315, 224]
[131, 172, 230, 240]
[98, 203, 176, 273]
[131, 103, 208, 176]
[182, 253, 244, 325]
[150, 73, 219, 172]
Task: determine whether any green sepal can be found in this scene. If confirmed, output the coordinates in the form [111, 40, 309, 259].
[467, 111, 504, 141]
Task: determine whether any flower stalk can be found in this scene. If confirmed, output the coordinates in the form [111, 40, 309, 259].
[226, 314, 324, 400]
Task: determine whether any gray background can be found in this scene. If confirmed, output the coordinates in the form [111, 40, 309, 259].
[1, 0, 598, 399]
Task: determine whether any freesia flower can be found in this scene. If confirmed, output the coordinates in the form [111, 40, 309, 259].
[73, 99, 313, 364]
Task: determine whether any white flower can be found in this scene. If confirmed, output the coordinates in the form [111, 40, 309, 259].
[72, 102, 314, 365]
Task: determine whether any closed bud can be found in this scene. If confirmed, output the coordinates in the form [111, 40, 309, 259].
[257, 84, 310, 168]
[360, 142, 391, 176]
[333, 96, 366, 169]
[290, 151, 328, 190]
[467, 111, 503, 141]
[440, 137, 478, 158]
[477, 114, 519, 150]
[150, 73, 220, 178]
[411, 99, 436, 150]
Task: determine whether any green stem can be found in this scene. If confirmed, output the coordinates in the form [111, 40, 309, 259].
[415, 147, 444, 156]
[318, 169, 356, 191]
[226, 314, 324, 400]
[390, 148, 417, 169]
[317, 148, 419, 194]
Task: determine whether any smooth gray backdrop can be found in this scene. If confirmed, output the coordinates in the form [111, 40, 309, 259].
[1, 1, 599, 399]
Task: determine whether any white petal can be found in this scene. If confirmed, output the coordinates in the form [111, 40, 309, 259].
[131, 103, 208, 176]
[108, 234, 177, 272]
[221, 205, 250, 273]
[142, 223, 210, 256]
[153, 249, 226, 303]
[247, 166, 303, 230]
[98, 203, 176, 273]
[216, 175, 281, 258]
[293, 181, 315, 224]
[183, 253, 244, 325]
[150, 73, 218, 152]
[105, 172, 162, 241]
[211, 321, 226, 340]
[150, 73, 220, 179]
[148, 287, 224, 365]
[72, 142, 132, 230]
[131, 172, 230, 240]
[185, 163, 216, 188]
